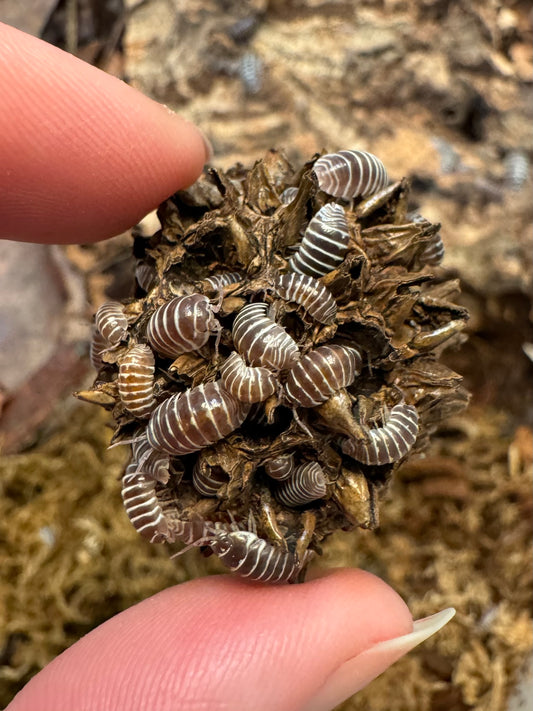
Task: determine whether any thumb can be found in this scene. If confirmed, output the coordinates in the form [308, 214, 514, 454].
[5, 569, 454, 711]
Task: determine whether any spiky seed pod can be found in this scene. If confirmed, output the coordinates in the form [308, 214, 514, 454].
[146, 381, 250, 456]
[264, 453, 295, 481]
[117, 344, 156, 418]
[220, 351, 277, 403]
[342, 403, 419, 465]
[232, 302, 300, 370]
[275, 462, 328, 507]
[285, 345, 362, 407]
[146, 294, 218, 358]
[121, 464, 171, 543]
[313, 149, 388, 199]
[94, 301, 128, 346]
[289, 203, 350, 278]
[275, 273, 337, 325]
[208, 529, 301, 583]
[80, 149, 469, 583]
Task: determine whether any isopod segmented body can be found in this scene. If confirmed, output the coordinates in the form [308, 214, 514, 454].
[95, 301, 128, 346]
[275, 273, 337, 325]
[121, 463, 171, 543]
[147, 381, 250, 455]
[135, 262, 158, 292]
[220, 351, 277, 403]
[285, 344, 362, 407]
[89, 328, 108, 370]
[202, 272, 242, 292]
[192, 457, 229, 497]
[208, 529, 301, 583]
[264, 453, 295, 481]
[131, 437, 170, 484]
[342, 403, 419, 465]
[280, 187, 298, 205]
[289, 203, 350, 278]
[275, 462, 328, 507]
[313, 149, 388, 199]
[232, 302, 300, 371]
[118, 344, 156, 418]
[146, 294, 218, 359]
[410, 213, 445, 266]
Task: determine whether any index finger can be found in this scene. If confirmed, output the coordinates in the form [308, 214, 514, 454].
[0, 23, 210, 244]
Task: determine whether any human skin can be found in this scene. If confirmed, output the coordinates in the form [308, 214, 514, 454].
[1, 22, 453, 710]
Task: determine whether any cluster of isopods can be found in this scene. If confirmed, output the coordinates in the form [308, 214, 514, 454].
[90, 149, 441, 584]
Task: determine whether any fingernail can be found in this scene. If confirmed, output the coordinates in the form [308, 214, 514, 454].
[303, 608, 456, 711]
[197, 127, 214, 162]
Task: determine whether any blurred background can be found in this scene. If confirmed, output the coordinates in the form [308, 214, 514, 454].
[0, 1, 531, 709]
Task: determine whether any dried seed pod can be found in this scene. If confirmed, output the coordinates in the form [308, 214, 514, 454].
[276, 462, 328, 507]
[275, 273, 337, 325]
[289, 204, 350, 278]
[342, 403, 419, 465]
[285, 345, 362, 407]
[220, 351, 277, 403]
[208, 529, 300, 583]
[280, 187, 298, 204]
[121, 464, 171, 543]
[202, 272, 242, 292]
[118, 344, 156, 418]
[232, 302, 300, 370]
[313, 149, 388, 199]
[146, 294, 218, 359]
[94, 301, 128, 346]
[89, 328, 108, 370]
[146, 381, 250, 455]
[264, 453, 295, 481]
[131, 437, 170, 484]
[135, 262, 158, 292]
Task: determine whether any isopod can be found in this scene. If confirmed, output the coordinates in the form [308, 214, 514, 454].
[121, 463, 171, 543]
[208, 529, 301, 584]
[504, 149, 529, 192]
[95, 301, 128, 346]
[220, 351, 277, 403]
[275, 273, 337, 325]
[89, 328, 108, 370]
[118, 344, 156, 418]
[289, 203, 350, 278]
[135, 262, 158, 292]
[276, 462, 328, 507]
[192, 458, 229, 497]
[146, 381, 250, 455]
[280, 187, 298, 205]
[410, 213, 445, 266]
[313, 149, 388, 199]
[239, 52, 263, 95]
[131, 437, 170, 484]
[284, 344, 362, 407]
[342, 403, 419, 465]
[202, 272, 242, 292]
[146, 294, 219, 359]
[264, 453, 295, 481]
[232, 302, 300, 371]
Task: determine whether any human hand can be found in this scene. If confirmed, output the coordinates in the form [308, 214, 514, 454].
[1, 23, 455, 710]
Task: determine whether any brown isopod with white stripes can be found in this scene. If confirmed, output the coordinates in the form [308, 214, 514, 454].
[289, 203, 350, 278]
[232, 302, 300, 371]
[95, 301, 129, 346]
[131, 437, 170, 484]
[220, 351, 277, 403]
[202, 272, 242, 293]
[264, 453, 295, 481]
[118, 344, 156, 418]
[313, 149, 388, 199]
[284, 344, 362, 407]
[146, 381, 250, 456]
[279, 187, 299, 205]
[409, 213, 445, 266]
[146, 294, 219, 359]
[275, 462, 328, 507]
[192, 455, 229, 497]
[275, 273, 337, 325]
[121, 463, 172, 543]
[89, 328, 108, 370]
[342, 403, 419, 465]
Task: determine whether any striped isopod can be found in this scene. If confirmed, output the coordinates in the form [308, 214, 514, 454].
[146, 381, 250, 456]
[232, 302, 300, 371]
[280, 187, 298, 205]
[342, 403, 419, 465]
[208, 529, 301, 583]
[313, 149, 388, 199]
[504, 150, 529, 192]
[285, 344, 362, 407]
[275, 273, 337, 325]
[220, 351, 277, 403]
[264, 453, 295, 481]
[192, 459, 229, 497]
[202, 272, 242, 292]
[95, 301, 128, 346]
[410, 213, 445, 266]
[289, 203, 350, 278]
[276, 462, 328, 507]
[121, 463, 171, 543]
[172, 516, 230, 546]
[146, 294, 218, 359]
[131, 437, 170, 484]
[89, 328, 108, 370]
[118, 344, 156, 418]
[135, 262, 158, 292]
